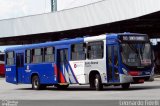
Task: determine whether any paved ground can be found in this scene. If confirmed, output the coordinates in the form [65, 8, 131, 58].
[0, 78, 160, 100]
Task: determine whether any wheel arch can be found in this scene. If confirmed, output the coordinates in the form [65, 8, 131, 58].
[89, 70, 101, 84]
[30, 73, 39, 83]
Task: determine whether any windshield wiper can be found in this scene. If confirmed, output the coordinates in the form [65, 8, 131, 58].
[139, 43, 145, 60]
[128, 43, 142, 66]
[128, 44, 138, 54]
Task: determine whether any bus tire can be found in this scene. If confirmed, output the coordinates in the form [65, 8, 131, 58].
[121, 83, 130, 89]
[94, 74, 103, 91]
[32, 75, 44, 90]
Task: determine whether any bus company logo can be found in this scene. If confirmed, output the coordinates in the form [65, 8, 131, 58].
[74, 64, 77, 68]
[85, 61, 98, 67]
[6, 68, 11, 72]
[2, 100, 18, 106]
[25, 65, 31, 73]
[74, 64, 83, 68]
[27, 66, 29, 70]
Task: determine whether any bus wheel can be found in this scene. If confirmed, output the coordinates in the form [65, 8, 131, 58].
[32, 75, 44, 90]
[121, 83, 130, 89]
[55, 84, 69, 90]
[94, 74, 103, 91]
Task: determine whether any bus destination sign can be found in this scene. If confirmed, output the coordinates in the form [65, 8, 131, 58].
[120, 35, 148, 42]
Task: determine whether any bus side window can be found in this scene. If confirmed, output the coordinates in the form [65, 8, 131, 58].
[32, 48, 43, 63]
[87, 41, 104, 59]
[25, 50, 31, 64]
[6, 52, 15, 66]
[71, 43, 86, 61]
[44, 47, 55, 62]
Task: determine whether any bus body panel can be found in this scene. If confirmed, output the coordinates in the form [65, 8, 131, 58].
[84, 36, 107, 84]
[5, 33, 154, 87]
[120, 66, 154, 83]
[106, 36, 121, 83]
[6, 65, 17, 84]
[23, 63, 56, 84]
[5, 38, 84, 85]
[106, 33, 154, 84]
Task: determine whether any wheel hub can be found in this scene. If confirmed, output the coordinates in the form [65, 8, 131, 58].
[95, 78, 98, 88]
[34, 79, 38, 88]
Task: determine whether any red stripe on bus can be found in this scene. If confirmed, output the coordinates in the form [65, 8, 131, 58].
[54, 64, 66, 83]
[59, 71, 66, 83]
[54, 64, 58, 77]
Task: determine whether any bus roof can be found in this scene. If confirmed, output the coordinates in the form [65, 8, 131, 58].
[5, 33, 147, 52]
[5, 37, 84, 52]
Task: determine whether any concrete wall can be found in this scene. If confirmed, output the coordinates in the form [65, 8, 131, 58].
[0, 0, 160, 38]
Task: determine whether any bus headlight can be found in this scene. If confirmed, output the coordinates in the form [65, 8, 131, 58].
[122, 68, 128, 75]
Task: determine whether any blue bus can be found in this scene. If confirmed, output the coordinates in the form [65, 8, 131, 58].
[5, 33, 154, 90]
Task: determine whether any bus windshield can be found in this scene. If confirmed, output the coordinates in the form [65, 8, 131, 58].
[121, 43, 152, 67]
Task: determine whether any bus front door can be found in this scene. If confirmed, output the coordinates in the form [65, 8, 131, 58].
[107, 45, 120, 83]
[56, 49, 70, 84]
[16, 53, 24, 83]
